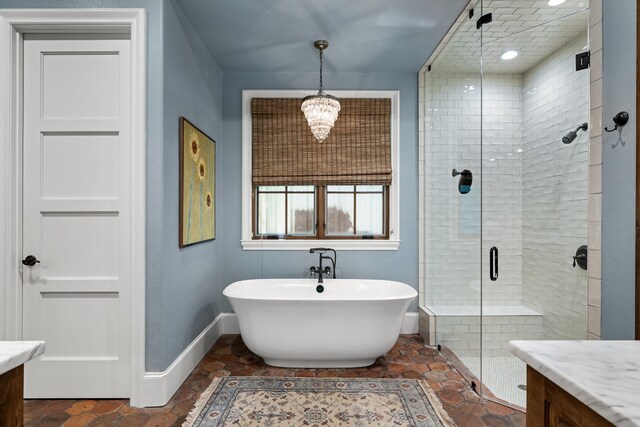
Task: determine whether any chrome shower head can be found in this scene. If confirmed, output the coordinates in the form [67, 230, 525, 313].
[562, 122, 588, 144]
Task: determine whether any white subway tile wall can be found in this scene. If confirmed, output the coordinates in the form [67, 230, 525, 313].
[521, 32, 589, 340]
[423, 72, 523, 307]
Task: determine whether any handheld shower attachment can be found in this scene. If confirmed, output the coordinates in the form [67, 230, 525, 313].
[562, 122, 588, 144]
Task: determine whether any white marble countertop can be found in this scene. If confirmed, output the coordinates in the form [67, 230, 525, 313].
[510, 340, 640, 427]
[0, 341, 45, 376]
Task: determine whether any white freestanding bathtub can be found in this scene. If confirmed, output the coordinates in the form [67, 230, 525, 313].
[223, 278, 417, 368]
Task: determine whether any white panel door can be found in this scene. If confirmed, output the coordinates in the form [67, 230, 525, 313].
[22, 36, 131, 398]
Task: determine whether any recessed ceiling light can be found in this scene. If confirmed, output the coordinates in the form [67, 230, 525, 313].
[548, 0, 566, 6]
[500, 50, 518, 60]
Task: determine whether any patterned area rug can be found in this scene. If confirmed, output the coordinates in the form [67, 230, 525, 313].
[183, 377, 454, 426]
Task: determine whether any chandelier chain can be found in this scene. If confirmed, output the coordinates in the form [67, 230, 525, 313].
[318, 48, 324, 94]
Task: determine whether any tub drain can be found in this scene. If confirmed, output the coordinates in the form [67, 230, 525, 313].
[517, 384, 526, 391]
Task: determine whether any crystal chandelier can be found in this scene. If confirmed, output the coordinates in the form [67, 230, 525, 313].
[301, 40, 341, 142]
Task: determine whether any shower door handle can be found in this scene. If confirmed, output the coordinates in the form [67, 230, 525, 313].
[489, 246, 498, 281]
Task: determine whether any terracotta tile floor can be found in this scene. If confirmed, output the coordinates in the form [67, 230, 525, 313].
[25, 334, 525, 426]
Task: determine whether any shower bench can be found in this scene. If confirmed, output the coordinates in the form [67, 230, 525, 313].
[419, 305, 543, 356]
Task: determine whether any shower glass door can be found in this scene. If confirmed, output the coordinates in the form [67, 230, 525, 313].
[423, 0, 484, 396]
[478, 0, 591, 407]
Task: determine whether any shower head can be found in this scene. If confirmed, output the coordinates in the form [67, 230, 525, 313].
[562, 122, 588, 144]
[562, 131, 577, 144]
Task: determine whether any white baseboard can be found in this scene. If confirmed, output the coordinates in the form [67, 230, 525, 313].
[133, 313, 237, 407]
[401, 312, 419, 334]
[223, 313, 239, 333]
[133, 311, 417, 407]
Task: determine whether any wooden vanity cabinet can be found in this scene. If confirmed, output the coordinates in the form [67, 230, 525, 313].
[526, 366, 613, 427]
[0, 365, 23, 427]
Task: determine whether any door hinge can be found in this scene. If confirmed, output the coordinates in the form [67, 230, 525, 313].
[576, 51, 590, 71]
[476, 13, 492, 29]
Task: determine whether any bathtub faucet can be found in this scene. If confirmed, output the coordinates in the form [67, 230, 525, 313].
[309, 248, 337, 284]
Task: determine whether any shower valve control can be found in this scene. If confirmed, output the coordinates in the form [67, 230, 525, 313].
[572, 245, 588, 270]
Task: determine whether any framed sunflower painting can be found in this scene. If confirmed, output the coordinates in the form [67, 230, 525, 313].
[179, 117, 215, 247]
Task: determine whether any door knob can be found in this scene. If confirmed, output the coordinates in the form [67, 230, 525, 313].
[22, 255, 40, 266]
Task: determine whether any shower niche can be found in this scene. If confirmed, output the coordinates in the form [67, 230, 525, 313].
[419, 0, 590, 408]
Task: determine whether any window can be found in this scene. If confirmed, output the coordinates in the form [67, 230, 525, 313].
[242, 90, 400, 250]
[326, 185, 387, 237]
[254, 185, 388, 239]
[255, 185, 316, 237]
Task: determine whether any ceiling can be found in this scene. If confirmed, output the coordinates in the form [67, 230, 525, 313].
[429, 0, 590, 73]
[175, 0, 469, 73]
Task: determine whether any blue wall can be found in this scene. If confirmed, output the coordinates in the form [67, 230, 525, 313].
[601, 0, 637, 339]
[217, 72, 419, 312]
[152, 0, 224, 371]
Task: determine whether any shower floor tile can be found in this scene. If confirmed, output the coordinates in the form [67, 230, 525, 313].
[458, 355, 527, 408]
[24, 335, 525, 426]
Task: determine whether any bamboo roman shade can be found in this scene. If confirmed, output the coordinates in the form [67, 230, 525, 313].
[251, 98, 391, 186]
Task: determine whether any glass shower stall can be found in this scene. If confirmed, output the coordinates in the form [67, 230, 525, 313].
[420, 0, 590, 407]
